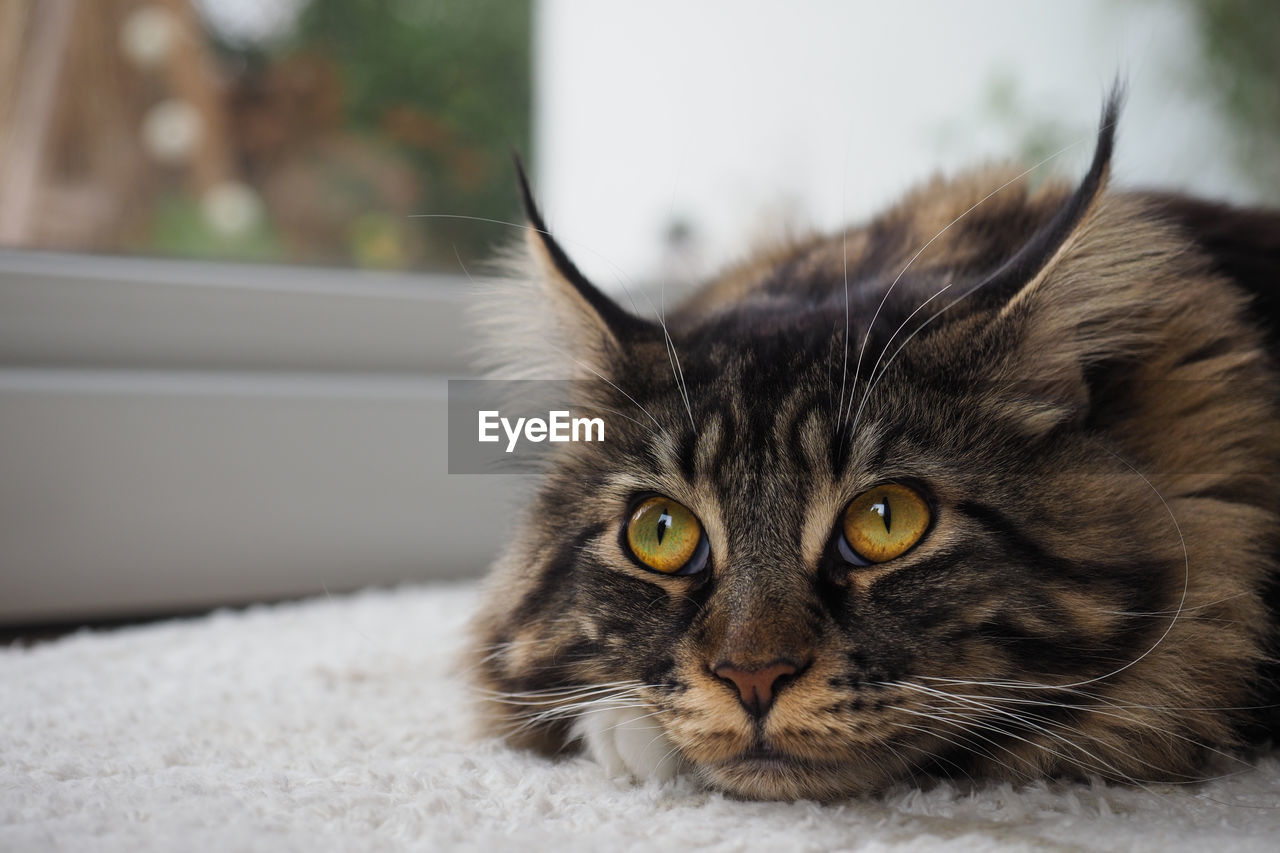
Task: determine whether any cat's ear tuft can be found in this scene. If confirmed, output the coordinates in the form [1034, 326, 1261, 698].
[978, 85, 1121, 310]
[471, 158, 649, 379]
[975, 86, 1190, 436]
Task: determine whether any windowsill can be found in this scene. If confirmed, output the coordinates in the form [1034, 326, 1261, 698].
[0, 249, 479, 374]
[0, 250, 511, 625]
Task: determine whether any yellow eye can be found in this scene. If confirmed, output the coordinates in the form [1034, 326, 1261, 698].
[626, 496, 707, 575]
[841, 484, 931, 564]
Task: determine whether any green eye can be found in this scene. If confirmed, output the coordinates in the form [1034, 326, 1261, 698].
[626, 496, 707, 575]
[841, 484, 931, 564]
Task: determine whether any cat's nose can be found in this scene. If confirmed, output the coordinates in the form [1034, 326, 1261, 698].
[713, 660, 799, 718]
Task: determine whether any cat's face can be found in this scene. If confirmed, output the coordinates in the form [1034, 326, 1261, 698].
[467, 103, 1278, 800]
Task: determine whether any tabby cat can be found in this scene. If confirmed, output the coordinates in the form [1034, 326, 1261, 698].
[465, 93, 1280, 801]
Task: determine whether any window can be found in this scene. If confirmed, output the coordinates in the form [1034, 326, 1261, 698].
[0, 0, 532, 623]
[0, 0, 531, 270]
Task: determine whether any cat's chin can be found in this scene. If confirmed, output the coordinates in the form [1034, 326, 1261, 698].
[570, 708, 872, 800]
[697, 751, 868, 802]
[570, 706, 682, 783]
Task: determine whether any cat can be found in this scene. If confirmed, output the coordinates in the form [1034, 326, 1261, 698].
[464, 90, 1280, 801]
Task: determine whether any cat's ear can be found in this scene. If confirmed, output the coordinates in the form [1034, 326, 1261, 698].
[975, 89, 1121, 312]
[471, 159, 649, 380]
[976, 87, 1186, 435]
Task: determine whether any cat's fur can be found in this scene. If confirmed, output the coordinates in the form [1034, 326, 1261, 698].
[465, 94, 1280, 801]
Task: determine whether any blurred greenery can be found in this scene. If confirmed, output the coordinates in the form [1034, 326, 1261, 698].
[174, 0, 531, 270]
[150, 193, 283, 262]
[290, 0, 531, 267]
[979, 72, 1081, 169]
[930, 70, 1085, 189]
[1179, 0, 1280, 200]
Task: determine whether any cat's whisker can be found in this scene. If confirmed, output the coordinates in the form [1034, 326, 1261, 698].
[893, 680, 1247, 785]
[504, 693, 661, 736]
[659, 324, 695, 433]
[914, 685, 1266, 776]
[889, 681, 1158, 784]
[901, 711, 1051, 782]
[835, 206, 852, 433]
[479, 689, 645, 706]
[1060, 450, 1189, 690]
[846, 288, 958, 438]
[888, 713, 1029, 778]
[474, 680, 651, 703]
[629, 718, 681, 756]
[486, 682, 663, 728]
[845, 134, 1094, 439]
[460, 618, 607, 676]
[1105, 613, 1240, 626]
[940, 701, 1187, 779]
[918, 676, 1280, 730]
[520, 694, 651, 713]
[919, 679, 1278, 714]
[1096, 589, 1252, 617]
[833, 138, 852, 434]
[563, 351, 668, 435]
[506, 696, 650, 717]
[588, 403, 667, 444]
[458, 639, 567, 677]
[654, 280, 697, 434]
[611, 266, 695, 436]
[883, 722, 986, 785]
[892, 705, 1052, 779]
[846, 281, 953, 433]
[523, 698, 654, 723]
[494, 701, 644, 727]
[924, 706, 1141, 785]
[520, 707, 654, 736]
[593, 708, 674, 739]
[917, 676, 1125, 711]
[649, 734, 695, 775]
[481, 676, 655, 696]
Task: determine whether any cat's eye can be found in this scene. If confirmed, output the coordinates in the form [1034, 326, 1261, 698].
[626, 496, 708, 575]
[839, 483, 931, 565]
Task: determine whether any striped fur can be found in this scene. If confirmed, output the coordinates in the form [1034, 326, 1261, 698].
[465, 101, 1280, 800]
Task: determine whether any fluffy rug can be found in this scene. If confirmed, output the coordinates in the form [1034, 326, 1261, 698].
[3, 583, 1277, 852]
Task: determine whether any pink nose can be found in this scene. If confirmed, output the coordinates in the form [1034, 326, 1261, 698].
[713, 661, 799, 717]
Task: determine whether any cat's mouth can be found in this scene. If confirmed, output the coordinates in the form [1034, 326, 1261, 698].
[704, 744, 859, 801]
[719, 744, 843, 773]
[731, 746, 796, 767]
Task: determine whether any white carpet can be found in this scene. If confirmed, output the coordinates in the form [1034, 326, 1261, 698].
[3, 583, 1278, 852]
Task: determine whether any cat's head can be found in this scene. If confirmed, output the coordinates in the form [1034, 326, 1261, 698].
[465, 95, 1276, 800]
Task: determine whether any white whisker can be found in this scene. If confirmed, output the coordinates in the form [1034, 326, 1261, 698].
[845, 134, 1093, 440]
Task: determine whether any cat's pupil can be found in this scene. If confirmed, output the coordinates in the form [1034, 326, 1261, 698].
[872, 496, 892, 533]
[656, 508, 672, 544]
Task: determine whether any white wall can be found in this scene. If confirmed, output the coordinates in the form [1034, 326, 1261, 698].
[536, 0, 1252, 290]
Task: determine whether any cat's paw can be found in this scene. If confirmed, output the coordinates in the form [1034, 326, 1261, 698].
[571, 706, 681, 783]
